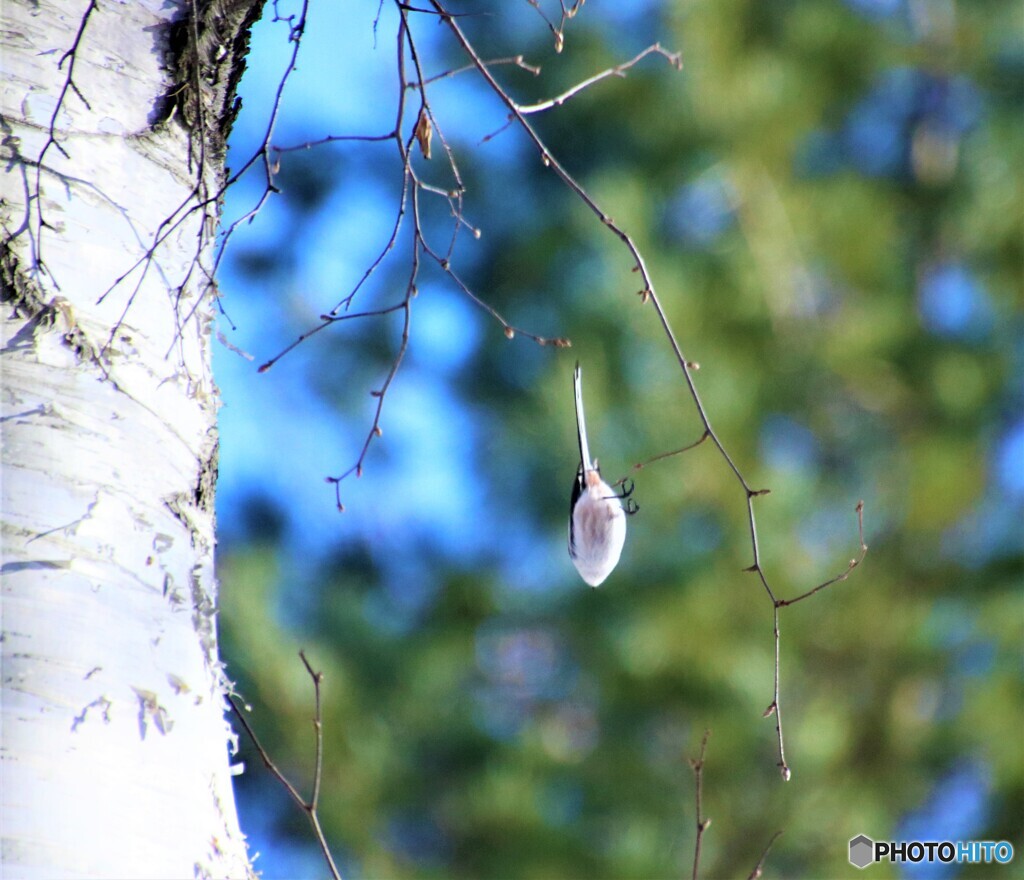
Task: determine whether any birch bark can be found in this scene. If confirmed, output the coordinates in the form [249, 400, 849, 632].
[2, 1, 260, 876]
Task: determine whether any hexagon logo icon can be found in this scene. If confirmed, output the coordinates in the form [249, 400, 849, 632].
[849, 834, 875, 869]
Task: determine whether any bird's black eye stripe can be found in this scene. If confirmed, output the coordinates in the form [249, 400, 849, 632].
[570, 465, 584, 513]
[568, 465, 585, 556]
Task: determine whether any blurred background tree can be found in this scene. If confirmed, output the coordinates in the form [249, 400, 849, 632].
[214, 1, 1022, 877]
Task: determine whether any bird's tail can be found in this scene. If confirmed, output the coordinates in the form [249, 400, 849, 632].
[574, 362, 592, 472]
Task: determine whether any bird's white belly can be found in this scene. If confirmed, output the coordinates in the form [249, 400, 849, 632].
[571, 487, 626, 587]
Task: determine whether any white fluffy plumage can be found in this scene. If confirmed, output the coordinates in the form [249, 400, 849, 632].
[568, 364, 627, 587]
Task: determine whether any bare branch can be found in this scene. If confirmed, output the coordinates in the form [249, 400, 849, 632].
[414, 55, 541, 88]
[396, 2, 483, 17]
[689, 730, 712, 880]
[298, 651, 325, 813]
[764, 605, 789, 780]
[689, 731, 783, 879]
[30, 0, 99, 287]
[272, 132, 396, 154]
[331, 174, 412, 317]
[228, 652, 342, 880]
[777, 501, 868, 607]
[517, 44, 681, 115]
[257, 304, 409, 374]
[747, 831, 784, 880]
[523, 0, 584, 53]
[418, 238, 567, 347]
[212, 0, 310, 277]
[632, 430, 710, 474]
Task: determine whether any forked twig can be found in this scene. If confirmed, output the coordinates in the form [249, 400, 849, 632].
[778, 501, 868, 608]
[524, 0, 584, 53]
[228, 651, 341, 880]
[762, 500, 867, 779]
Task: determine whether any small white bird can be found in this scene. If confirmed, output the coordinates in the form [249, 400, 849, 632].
[568, 363, 635, 587]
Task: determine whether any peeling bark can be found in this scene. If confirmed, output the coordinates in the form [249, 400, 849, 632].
[1, 0, 262, 876]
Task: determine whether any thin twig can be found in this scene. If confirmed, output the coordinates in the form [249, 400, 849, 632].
[479, 43, 681, 145]
[331, 174, 412, 317]
[517, 44, 681, 115]
[479, 117, 515, 145]
[414, 55, 540, 87]
[689, 730, 783, 879]
[778, 500, 868, 607]
[322, 13, 422, 512]
[747, 830, 784, 880]
[764, 606, 788, 780]
[763, 500, 867, 779]
[29, 0, 99, 287]
[271, 131, 396, 154]
[257, 303, 408, 373]
[228, 652, 342, 880]
[299, 650, 325, 812]
[212, 0, 310, 276]
[524, 0, 584, 52]
[632, 430, 710, 474]
[419, 239, 567, 347]
[396, 2, 482, 16]
[689, 730, 711, 880]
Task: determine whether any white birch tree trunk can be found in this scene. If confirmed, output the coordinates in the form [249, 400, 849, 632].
[1, 1, 259, 876]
